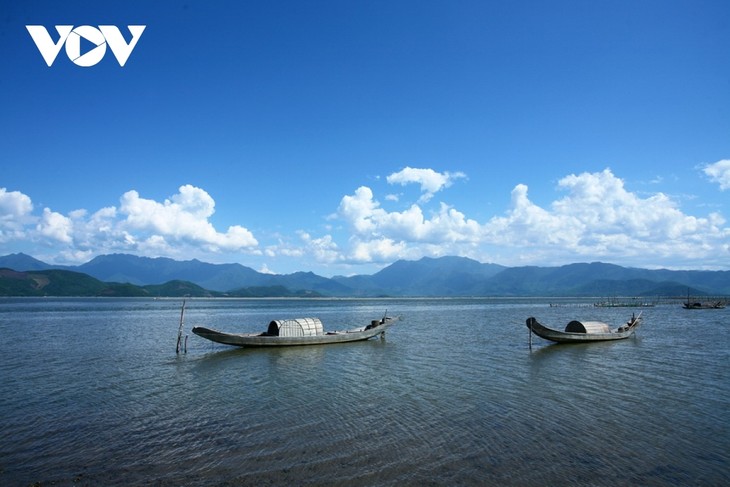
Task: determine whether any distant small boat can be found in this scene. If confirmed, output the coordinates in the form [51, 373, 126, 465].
[682, 301, 726, 309]
[682, 291, 726, 309]
[526, 313, 642, 344]
[192, 315, 398, 347]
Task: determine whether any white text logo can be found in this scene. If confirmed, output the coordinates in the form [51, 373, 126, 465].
[26, 25, 146, 67]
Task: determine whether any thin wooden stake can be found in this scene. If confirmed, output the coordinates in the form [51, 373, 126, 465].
[176, 300, 186, 354]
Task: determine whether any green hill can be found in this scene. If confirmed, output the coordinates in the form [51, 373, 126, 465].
[0, 268, 114, 296]
[2, 253, 730, 297]
[0, 268, 318, 298]
[0, 268, 214, 297]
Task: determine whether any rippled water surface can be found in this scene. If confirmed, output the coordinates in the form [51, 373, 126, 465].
[1, 297, 728, 486]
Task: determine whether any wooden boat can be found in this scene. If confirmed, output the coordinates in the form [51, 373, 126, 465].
[192, 315, 398, 347]
[683, 300, 726, 309]
[682, 290, 726, 309]
[526, 313, 642, 344]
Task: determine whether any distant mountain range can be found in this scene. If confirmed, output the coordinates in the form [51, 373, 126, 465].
[1, 252, 729, 297]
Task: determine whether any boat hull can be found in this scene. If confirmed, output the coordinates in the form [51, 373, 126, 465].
[192, 320, 394, 347]
[683, 303, 726, 309]
[526, 317, 640, 344]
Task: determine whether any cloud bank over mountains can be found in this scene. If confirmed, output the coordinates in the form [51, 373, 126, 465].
[2, 184, 258, 263]
[1, 164, 729, 273]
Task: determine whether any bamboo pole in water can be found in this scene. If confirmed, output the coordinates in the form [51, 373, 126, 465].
[176, 300, 186, 354]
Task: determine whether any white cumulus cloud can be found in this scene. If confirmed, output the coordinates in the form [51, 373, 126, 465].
[0, 188, 35, 242]
[337, 186, 481, 245]
[349, 236, 409, 264]
[337, 186, 383, 234]
[0, 184, 259, 263]
[325, 167, 729, 269]
[2, 166, 728, 272]
[0, 188, 33, 219]
[119, 185, 258, 251]
[37, 208, 73, 243]
[484, 169, 728, 266]
[297, 231, 341, 264]
[386, 167, 466, 202]
[703, 159, 730, 190]
[331, 177, 485, 264]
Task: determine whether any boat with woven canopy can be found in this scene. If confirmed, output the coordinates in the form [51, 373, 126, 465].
[526, 313, 642, 344]
[192, 315, 398, 347]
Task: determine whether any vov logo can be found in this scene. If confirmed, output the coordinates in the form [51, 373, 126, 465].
[26, 25, 146, 67]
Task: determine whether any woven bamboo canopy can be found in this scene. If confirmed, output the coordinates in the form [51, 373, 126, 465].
[267, 318, 324, 337]
[565, 320, 611, 334]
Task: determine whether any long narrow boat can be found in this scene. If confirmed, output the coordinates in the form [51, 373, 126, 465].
[192, 316, 398, 347]
[526, 313, 642, 344]
[683, 301, 726, 309]
[682, 289, 726, 309]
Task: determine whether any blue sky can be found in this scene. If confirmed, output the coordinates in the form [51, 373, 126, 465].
[1, 0, 729, 276]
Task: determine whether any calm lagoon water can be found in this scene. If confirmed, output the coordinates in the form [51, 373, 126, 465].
[0, 297, 728, 486]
